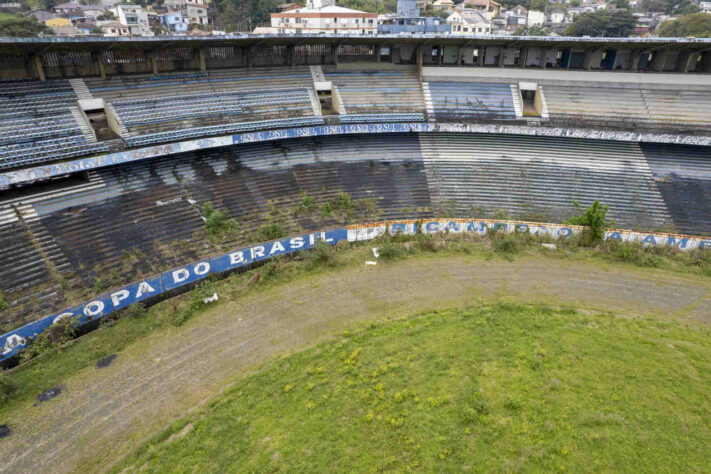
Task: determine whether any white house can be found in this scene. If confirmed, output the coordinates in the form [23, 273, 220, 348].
[110, 4, 153, 36]
[446, 8, 491, 34]
[700, 1, 711, 12]
[270, 0, 378, 34]
[527, 9, 545, 26]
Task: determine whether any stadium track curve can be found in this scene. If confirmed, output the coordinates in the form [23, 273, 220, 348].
[1, 255, 710, 473]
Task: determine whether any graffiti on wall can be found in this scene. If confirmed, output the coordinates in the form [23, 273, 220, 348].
[2, 121, 710, 190]
[1, 219, 709, 361]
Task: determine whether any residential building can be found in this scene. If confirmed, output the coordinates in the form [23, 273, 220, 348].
[99, 21, 131, 36]
[527, 9, 545, 26]
[162, 10, 189, 32]
[52, 1, 82, 15]
[270, 0, 378, 34]
[432, 0, 455, 10]
[446, 8, 491, 34]
[164, 0, 210, 25]
[378, 0, 451, 33]
[700, 1, 711, 12]
[548, 9, 567, 25]
[110, 4, 153, 36]
[463, 0, 501, 20]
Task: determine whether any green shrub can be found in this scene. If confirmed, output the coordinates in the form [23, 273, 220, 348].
[378, 241, 403, 260]
[20, 316, 77, 361]
[0, 373, 14, 405]
[173, 280, 217, 327]
[615, 243, 641, 263]
[321, 202, 332, 219]
[565, 200, 614, 244]
[293, 190, 315, 216]
[256, 223, 287, 242]
[202, 202, 238, 241]
[0, 290, 7, 311]
[306, 241, 337, 269]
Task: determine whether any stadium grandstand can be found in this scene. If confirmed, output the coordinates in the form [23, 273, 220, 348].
[0, 33, 710, 354]
[2, 32, 711, 473]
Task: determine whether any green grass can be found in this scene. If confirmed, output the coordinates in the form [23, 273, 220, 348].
[1, 233, 709, 416]
[115, 302, 711, 472]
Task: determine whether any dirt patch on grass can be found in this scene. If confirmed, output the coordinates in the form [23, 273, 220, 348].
[0, 255, 708, 473]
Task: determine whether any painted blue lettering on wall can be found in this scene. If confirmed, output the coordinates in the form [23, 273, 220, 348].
[466, 221, 486, 233]
[558, 227, 572, 238]
[667, 236, 688, 249]
[391, 223, 408, 234]
[494, 223, 507, 232]
[515, 224, 529, 233]
[425, 222, 441, 233]
[607, 231, 622, 240]
[643, 235, 657, 245]
[701, 241, 711, 249]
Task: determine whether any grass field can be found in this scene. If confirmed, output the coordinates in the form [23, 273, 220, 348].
[116, 302, 711, 473]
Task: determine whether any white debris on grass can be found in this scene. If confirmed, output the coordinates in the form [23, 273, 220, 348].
[365, 261, 378, 266]
[541, 243, 557, 250]
[372, 247, 380, 258]
[203, 293, 219, 303]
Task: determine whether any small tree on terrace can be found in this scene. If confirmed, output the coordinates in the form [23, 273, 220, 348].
[565, 200, 615, 244]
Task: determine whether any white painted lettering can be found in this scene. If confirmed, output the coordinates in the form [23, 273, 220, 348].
[270, 241, 286, 255]
[172, 268, 189, 284]
[194, 261, 210, 275]
[110, 289, 130, 307]
[136, 281, 155, 298]
[230, 251, 244, 265]
[84, 300, 105, 317]
[251, 246, 265, 259]
[289, 236, 304, 249]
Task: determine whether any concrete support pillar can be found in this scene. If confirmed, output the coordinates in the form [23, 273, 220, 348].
[150, 52, 158, 74]
[519, 46, 528, 68]
[457, 45, 463, 66]
[541, 49, 548, 70]
[417, 45, 423, 78]
[438, 45, 443, 66]
[288, 45, 295, 66]
[629, 51, 641, 71]
[376, 44, 381, 62]
[32, 54, 45, 82]
[248, 46, 255, 68]
[477, 46, 484, 66]
[652, 49, 667, 72]
[199, 48, 206, 71]
[332, 45, 339, 66]
[675, 50, 695, 73]
[498, 48, 505, 67]
[94, 52, 106, 79]
[582, 50, 593, 70]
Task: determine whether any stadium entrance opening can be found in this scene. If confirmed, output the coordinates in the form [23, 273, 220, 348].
[518, 82, 541, 118]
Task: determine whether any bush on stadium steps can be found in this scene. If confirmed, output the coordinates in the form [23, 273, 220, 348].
[116, 302, 711, 473]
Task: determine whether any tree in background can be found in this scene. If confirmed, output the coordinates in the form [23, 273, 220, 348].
[214, 0, 282, 32]
[657, 12, 711, 37]
[610, 0, 630, 9]
[97, 11, 116, 21]
[639, 0, 698, 14]
[564, 9, 636, 36]
[0, 14, 52, 36]
[513, 25, 550, 35]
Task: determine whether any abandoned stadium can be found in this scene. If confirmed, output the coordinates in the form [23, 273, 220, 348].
[0, 33, 710, 472]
